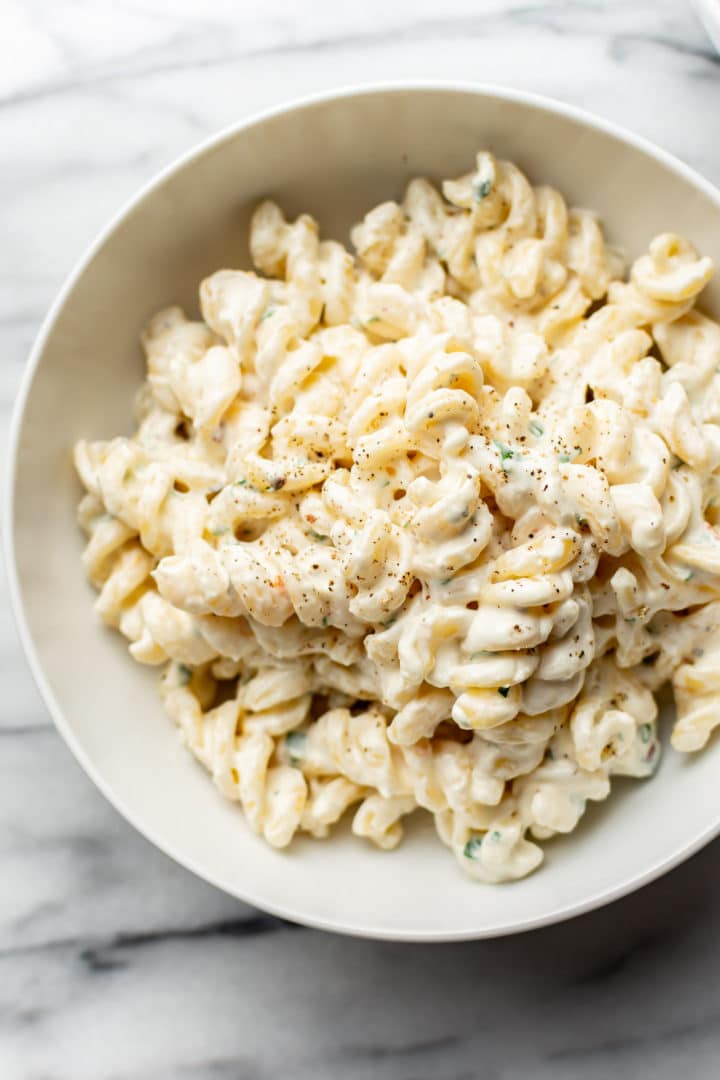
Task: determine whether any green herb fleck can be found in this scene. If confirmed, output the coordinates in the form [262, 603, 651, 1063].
[285, 730, 307, 766]
[177, 663, 193, 686]
[259, 306, 277, 322]
[490, 830, 502, 842]
[463, 836, 484, 860]
[529, 420, 544, 438]
[310, 530, 329, 542]
[558, 453, 571, 464]
[493, 439, 517, 472]
[639, 723, 652, 744]
[321, 616, 329, 627]
[493, 439, 514, 461]
[472, 178, 493, 202]
[575, 514, 587, 527]
[439, 577, 453, 586]
[498, 686, 510, 697]
[235, 479, 247, 487]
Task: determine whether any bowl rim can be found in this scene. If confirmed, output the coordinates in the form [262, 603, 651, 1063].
[6, 80, 720, 942]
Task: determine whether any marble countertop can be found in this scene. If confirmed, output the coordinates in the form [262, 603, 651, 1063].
[3, 1, 720, 1077]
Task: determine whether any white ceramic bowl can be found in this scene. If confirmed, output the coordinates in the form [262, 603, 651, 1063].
[7, 84, 720, 941]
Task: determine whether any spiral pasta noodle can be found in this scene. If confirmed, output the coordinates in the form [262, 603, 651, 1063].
[74, 151, 720, 882]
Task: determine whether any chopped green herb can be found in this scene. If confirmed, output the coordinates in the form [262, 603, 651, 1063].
[490, 830, 502, 842]
[493, 439, 517, 471]
[321, 616, 329, 627]
[558, 453, 571, 464]
[463, 836, 484, 860]
[472, 178, 493, 202]
[259, 306, 277, 322]
[493, 439, 514, 461]
[439, 577, 453, 586]
[310, 530, 329, 542]
[286, 731, 307, 752]
[285, 730, 307, 766]
[639, 723, 652, 744]
[498, 686, 510, 698]
[575, 514, 587, 527]
[177, 663, 193, 686]
[235, 479, 247, 487]
[529, 420, 544, 438]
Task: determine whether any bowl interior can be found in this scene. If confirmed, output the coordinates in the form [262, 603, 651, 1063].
[10, 86, 720, 939]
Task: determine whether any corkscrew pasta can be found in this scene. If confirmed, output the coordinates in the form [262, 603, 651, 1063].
[74, 151, 720, 883]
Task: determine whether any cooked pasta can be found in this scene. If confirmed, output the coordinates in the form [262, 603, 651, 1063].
[74, 151, 720, 882]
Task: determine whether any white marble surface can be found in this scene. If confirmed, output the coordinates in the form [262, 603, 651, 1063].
[3, 1, 720, 1077]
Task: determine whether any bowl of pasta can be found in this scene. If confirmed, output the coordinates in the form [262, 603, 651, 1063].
[7, 84, 720, 940]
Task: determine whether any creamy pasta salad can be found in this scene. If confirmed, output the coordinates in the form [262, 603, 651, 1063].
[74, 151, 720, 883]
